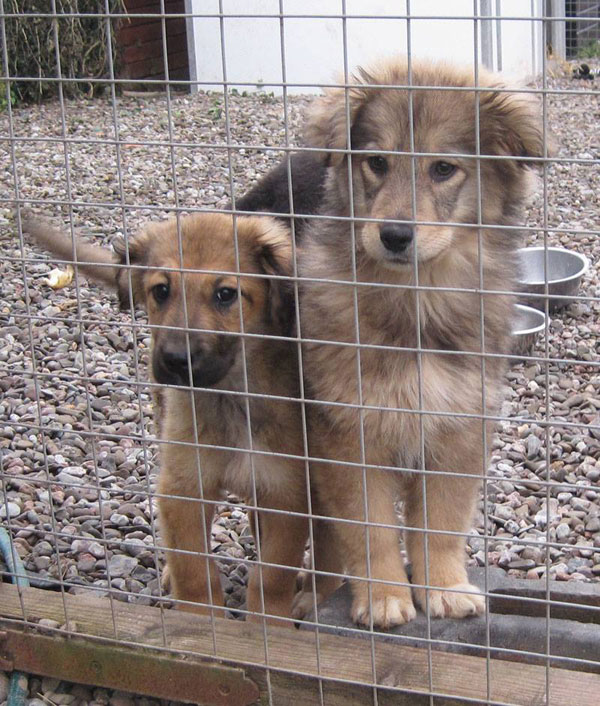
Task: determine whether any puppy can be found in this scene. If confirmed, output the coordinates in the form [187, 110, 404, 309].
[234, 151, 326, 239]
[22, 211, 309, 623]
[296, 58, 548, 628]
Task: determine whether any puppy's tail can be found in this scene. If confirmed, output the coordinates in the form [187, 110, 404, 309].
[20, 211, 118, 289]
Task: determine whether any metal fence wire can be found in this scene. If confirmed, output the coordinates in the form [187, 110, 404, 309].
[1, 2, 600, 705]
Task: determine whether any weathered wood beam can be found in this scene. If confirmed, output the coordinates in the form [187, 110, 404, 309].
[2, 582, 600, 706]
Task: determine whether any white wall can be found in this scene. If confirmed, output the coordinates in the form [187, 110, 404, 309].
[185, 0, 545, 94]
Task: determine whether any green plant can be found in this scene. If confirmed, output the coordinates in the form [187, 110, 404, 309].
[258, 91, 276, 104]
[4, 0, 126, 104]
[0, 83, 18, 111]
[208, 98, 222, 121]
[577, 40, 600, 60]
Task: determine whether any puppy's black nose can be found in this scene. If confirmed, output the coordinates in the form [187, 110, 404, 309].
[162, 348, 192, 382]
[379, 223, 414, 253]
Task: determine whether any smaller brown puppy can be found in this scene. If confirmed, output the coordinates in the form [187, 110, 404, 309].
[22, 211, 308, 623]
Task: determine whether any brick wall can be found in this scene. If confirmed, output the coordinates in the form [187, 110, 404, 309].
[118, 0, 189, 86]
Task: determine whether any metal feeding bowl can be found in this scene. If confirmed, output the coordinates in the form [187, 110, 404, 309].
[517, 246, 589, 312]
[511, 304, 546, 360]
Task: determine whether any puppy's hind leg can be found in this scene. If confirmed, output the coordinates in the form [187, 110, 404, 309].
[246, 499, 308, 626]
[291, 516, 344, 621]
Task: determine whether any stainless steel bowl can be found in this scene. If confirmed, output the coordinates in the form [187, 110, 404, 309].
[511, 304, 546, 360]
[517, 246, 590, 312]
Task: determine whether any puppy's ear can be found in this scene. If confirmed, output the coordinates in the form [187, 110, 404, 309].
[479, 86, 556, 166]
[254, 221, 295, 335]
[112, 231, 149, 311]
[305, 80, 369, 166]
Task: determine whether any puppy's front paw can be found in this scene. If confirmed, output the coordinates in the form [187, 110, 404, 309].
[351, 581, 416, 629]
[415, 582, 485, 619]
[291, 589, 323, 621]
[160, 563, 171, 592]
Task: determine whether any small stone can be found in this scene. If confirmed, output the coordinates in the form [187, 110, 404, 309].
[62, 465, 86, 478]
[77, 552, 97, 572]
[585, 516, 600, 533]
[47, 692, 76, 705]
[467, 531, 484, 553]
[527, 566, 546, 580]
[521, 547, 543, 563]
[71, 539, 105, 558]
[108, 554, 138, 578]
[505, 520, 520, 535]
[110, 512, 129, 527]
[38, 618, 61, 630]
[41, 677, 61, 694]
[526, 435, 542, 459]
[121, 538, 147, 557]
[534, 499, 560, 528]
[34, 556, 51, 571]
[508, 558, 536, 571]
[93, 688, 111, 705]
[494, 505, 514, 522]
[565, 393, 586, 408]
[34, 540, 54, 557]
[571, 497, 591, 512]
[0, 501, 20, 519]
[109, 691, 135, 706]
[473, 550, 487, 566]
[121, 408, 138, 422]
[556, 523, 571, 541]
[56, 470, 85, 486]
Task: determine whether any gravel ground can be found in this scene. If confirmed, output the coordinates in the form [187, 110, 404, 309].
[0, 70, 599, 702]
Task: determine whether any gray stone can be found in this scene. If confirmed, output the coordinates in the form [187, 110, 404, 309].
[494, 504, 514, 522]
[586, 515, 600, 533]
[108, 554, 138, 578]
[508, 558, 537, 571]
[121, 538, 147, 557]
[556, 523, 571, 541]
[534, 499, 560, 528]
[56, 470, 85, 486]
[0, 501, 20, 519]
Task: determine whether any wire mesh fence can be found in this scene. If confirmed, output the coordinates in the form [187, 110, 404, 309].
[566, 0, 600, 57]
[1, 2, 600, 705]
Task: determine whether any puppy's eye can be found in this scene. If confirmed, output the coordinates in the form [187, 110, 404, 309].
[431, 161, 457, 181]
[215, 287, 238, 306]
[367, 155, 388, 175]
[152, 283, 170, 304]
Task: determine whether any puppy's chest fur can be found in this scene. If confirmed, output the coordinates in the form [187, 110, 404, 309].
[161, 386, 300, 499]
[302, 278, 504, 464]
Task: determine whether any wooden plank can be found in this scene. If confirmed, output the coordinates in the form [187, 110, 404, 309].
[124, 0, 184, 14]
[121, 51, 189, 80]
[119, 18, 186, 45]
[121, 34, 186, 65]
[0, 629, 259, 706]
[122, 39, 166, 65]
[2, 583, 600, 705]
[123, 0, 162, 12]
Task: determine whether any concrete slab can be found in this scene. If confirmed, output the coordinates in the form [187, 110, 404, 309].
[300, 568, 600, 673]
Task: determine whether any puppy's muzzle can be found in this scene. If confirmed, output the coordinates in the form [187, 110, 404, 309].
[379, 223, 414, 255]
[153, 342, 232, 388]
